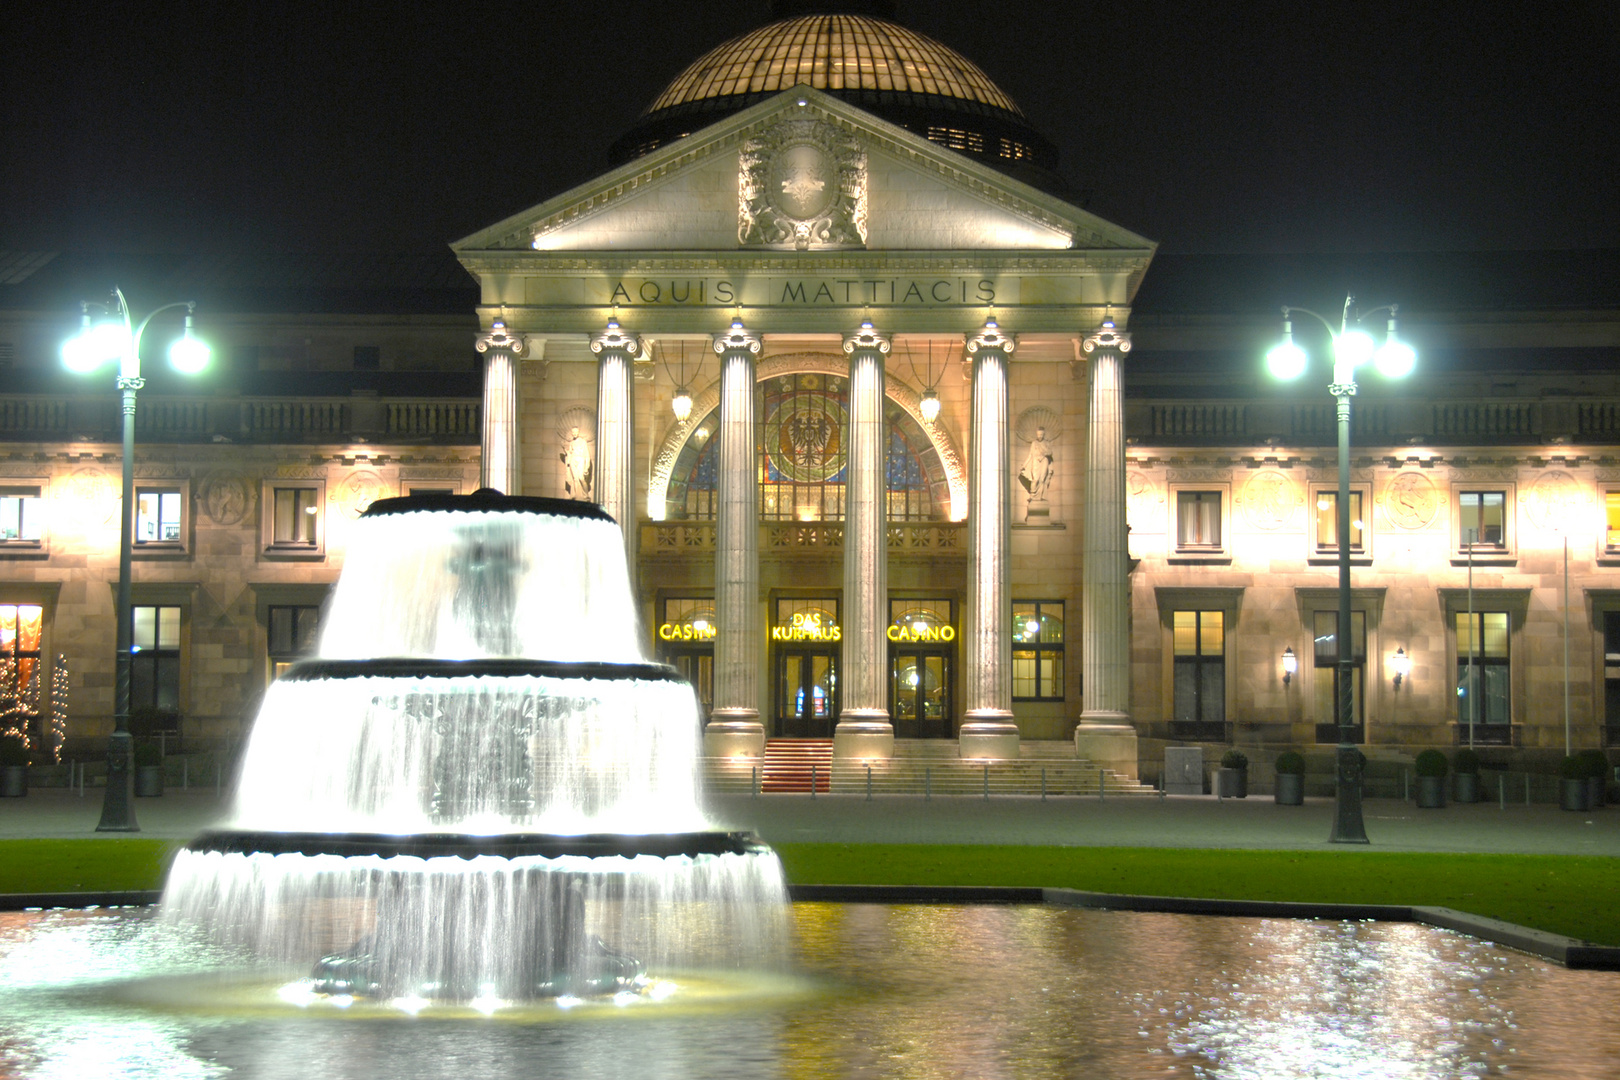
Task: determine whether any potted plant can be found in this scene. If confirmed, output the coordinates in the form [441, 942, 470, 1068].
[1453, 748, 1482, 804]
[1577, 749, 1610, 809]
[1560, 754, 1591, 812]
[133, 741, 164, 798]
[0, 736, 28, 798]
[1217, 749, 1248, 799]
[1273, 750, 1305, 805]
[1413, 749, 1448, 808]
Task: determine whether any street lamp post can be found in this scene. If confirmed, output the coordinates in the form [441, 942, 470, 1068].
[63, 288, 210, 832]
[1267, 296, 1414, 845]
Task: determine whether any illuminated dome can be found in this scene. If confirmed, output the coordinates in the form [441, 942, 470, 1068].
[609, 10, 1063, 189]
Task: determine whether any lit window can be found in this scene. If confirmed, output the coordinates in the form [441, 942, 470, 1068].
[262, 481, 325, 556]
[131, 605, 181, 714]
[1012, 601, 1063, 701]
[0, 603, 43, 744]
[1459, 491, 1506, 548]
[1314, 490, 1365, 552]
[1605, 492, 1620, 550]
[135, 490, 183, 544]
[1171, 611, 1225, 739]
[0, 487, 42, 544]
[1456, 611, 1510, 742]
[1176, 491, 1221, 549]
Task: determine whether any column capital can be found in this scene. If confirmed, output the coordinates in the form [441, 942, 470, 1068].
[712, 318, 762, 356]
[965, 318, 1015, 356]
[842, 320, 891, 356]
[1082, 319, 1132, 357]
[589, 317, 642, 357]
[475, 320, 528, 356]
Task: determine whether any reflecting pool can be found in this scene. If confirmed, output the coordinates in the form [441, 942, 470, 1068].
[3, 902, 1618, 1079]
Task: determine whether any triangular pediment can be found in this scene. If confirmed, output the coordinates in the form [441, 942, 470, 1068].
[453, 88, 1153, 256]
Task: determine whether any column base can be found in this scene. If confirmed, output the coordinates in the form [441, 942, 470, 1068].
[959, 713, 1019, 760]
[833, 714, 894, 760]
[703, 715, 765, 759]
[1074, 721, 1139, 781]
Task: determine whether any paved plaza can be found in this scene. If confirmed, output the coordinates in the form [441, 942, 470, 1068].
[3, 787, 1618, 857]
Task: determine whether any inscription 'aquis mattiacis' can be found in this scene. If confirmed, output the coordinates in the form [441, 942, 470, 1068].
[604, 278, 999, 307]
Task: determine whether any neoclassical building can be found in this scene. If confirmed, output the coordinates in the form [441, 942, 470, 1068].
[3, 9, 1618, 785]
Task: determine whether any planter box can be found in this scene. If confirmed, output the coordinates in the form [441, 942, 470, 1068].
[1415, 775, 1447, 809]
[134, 765, 165, 798]
[1561, 778, 1590, 812]
[1274, 772, 1304, 805]
[1454, 773, 1480, 804]
[1215, 768, 1247, 799]
[0, 765, 25, 798]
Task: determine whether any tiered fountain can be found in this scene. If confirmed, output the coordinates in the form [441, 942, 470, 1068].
[162, 491, 785, 1003]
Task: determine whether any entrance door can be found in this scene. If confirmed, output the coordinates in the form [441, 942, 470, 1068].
[775, 648, 838, 737]
[891, 650, 952, 739]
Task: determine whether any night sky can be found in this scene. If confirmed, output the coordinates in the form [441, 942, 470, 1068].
[4, 1, 1616, 255]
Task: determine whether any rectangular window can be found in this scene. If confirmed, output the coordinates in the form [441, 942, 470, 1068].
[1012, 601, 1064, 700]
[0, 487, 43, 544]
[1171, 610, 1225, 740]
[0, 603, 43, 743]
[1313, 610, 1366, 743]
[1605, 611, 1620, 745]
[135, 490, 183, 544]
[1456, 610, 1511, 743]
[1314, 490, 1365, 552]
[1606, 492, 1620, 551]
[268, 605, 321, 680]
[131, 604, 181, 714]
[1459, 491, 1506, 548]
[262, 480, 326, 557]
[1176, 491, 1221, 549]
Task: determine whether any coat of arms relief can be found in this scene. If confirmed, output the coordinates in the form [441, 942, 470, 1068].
[739, 119, 867, 250]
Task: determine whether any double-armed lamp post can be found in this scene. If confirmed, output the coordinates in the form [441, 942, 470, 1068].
[1267, 297, 1414, 844]
[62, 289, 210, 832]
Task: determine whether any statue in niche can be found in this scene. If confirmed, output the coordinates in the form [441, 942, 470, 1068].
[1015, 407, 1060, 522]
[561, 427, 593, 501]
[1019, 428, 1054, 501]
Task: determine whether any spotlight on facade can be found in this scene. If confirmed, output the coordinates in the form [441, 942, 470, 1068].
[671, 388, 693, 422]
[919, 388, 941, 424]
[1281, 646, 1297, 686]
[1391, 647, 1411, 689]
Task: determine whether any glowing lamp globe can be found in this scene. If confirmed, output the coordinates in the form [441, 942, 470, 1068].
[168, 325, 212, 375]
[1265, 340, 1308, 381]
[919, 388, 941, 424]
[1375, 338, 1416, 379]
[1335, 330, 1375, 370]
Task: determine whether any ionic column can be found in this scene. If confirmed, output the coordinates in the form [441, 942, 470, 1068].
[836, 320, 894, 760]
[590, 318, 640, 570]
[1075, 319, 1139, 778]
[960, 319, 1020, 759]
[475, 321, 526, 496]
[705, 319, 765, 758]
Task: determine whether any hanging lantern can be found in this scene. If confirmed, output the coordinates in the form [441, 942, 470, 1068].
[671, 387, 693, 422]
[919, 388, 941, 424]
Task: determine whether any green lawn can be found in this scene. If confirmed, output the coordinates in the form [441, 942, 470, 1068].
[4, 838, 1616, 948]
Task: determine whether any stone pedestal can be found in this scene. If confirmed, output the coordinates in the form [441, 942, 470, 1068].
[704, 723, 767, 759]
[833, 723, 895, 761]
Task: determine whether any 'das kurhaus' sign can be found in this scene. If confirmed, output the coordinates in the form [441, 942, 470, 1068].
[771, 612, 841, 643]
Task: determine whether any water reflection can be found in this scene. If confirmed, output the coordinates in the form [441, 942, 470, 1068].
[3, 904, 1618, 1079]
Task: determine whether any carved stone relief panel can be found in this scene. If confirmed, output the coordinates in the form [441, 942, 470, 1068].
[1126, 471, 1165, 533]
[1237, 469, 1299, 531]
[59, 467, 118, 530]
[1383, 471, 1439, 531]
[199, 470, 253, 527]
[739, 118, 867, 250]
[1524, 469, 1585, 531]
[335, 469, 388, 517]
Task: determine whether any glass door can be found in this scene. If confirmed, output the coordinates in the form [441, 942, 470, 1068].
[775, 648, 838, 737]
[890, 651, 951, 739]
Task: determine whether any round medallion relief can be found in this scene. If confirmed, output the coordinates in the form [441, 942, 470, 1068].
[1526, 470, 1583, 531]
[1384, 472, 1438, 530]
[338, 470, 386, 515]
[1240, 470, 1297, 530]
[199, 471, 251, 526]
[58, 467, 118, 529]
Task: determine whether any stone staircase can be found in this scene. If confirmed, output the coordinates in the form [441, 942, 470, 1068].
[704, 740, 1157, 798]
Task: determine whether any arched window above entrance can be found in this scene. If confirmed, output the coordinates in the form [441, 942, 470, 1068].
[666, 371, 946, 522]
